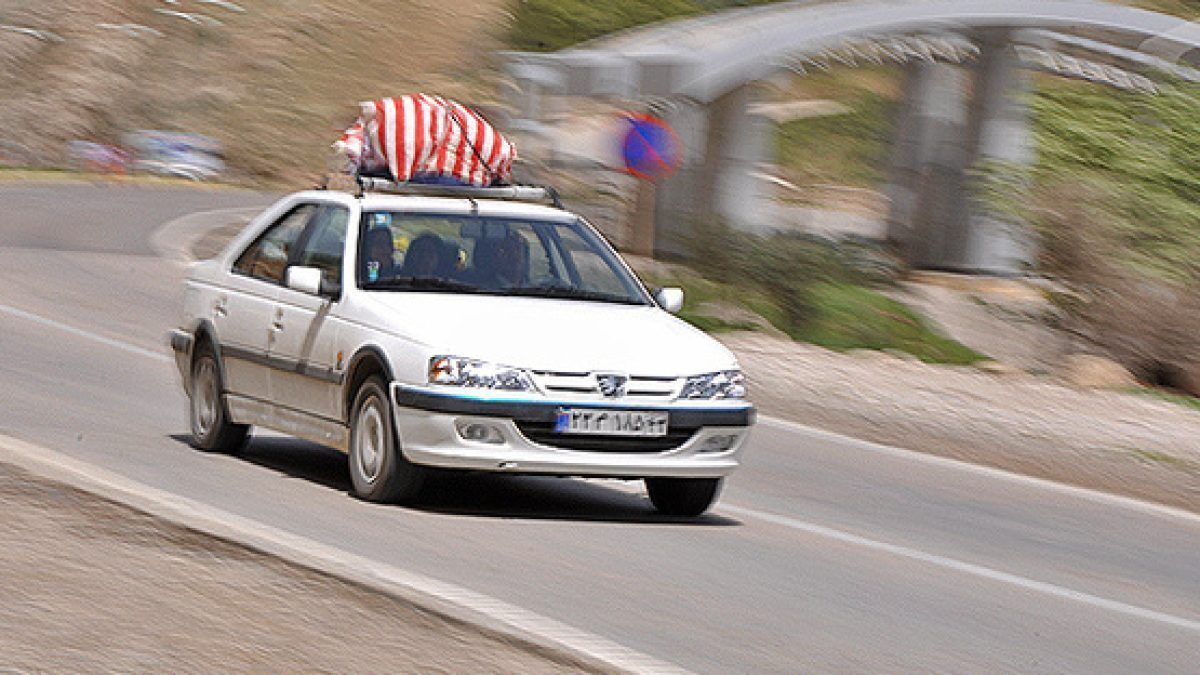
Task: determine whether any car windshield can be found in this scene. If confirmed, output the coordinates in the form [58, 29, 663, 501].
[357, 211, 652, 305]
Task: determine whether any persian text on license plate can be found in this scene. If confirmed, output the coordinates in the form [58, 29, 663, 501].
[553, 409, 669, 437]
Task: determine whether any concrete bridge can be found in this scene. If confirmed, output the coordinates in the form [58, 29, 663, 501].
[503, 0, 1200, 273]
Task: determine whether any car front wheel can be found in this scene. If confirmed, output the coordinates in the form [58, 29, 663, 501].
[645, 477, 723, 517]
[348, 376, 426, 503]
[189, 347, 249, 453]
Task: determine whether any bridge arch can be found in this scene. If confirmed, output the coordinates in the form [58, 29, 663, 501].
[506, 0, 1200, 273]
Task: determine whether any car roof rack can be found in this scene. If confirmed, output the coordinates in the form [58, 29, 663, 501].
[354, 176, 562, 209]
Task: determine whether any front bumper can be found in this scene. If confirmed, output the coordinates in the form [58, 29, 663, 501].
[168, 328, 193, 384]
[390, 383, 755, 478]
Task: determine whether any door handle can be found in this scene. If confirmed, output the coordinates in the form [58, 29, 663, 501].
[270, 307, 284, 332]
[212, 297, 228, 317]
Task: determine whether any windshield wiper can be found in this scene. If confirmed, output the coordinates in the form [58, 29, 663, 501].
[504, 286, 647, 305]
[360, 277, 481, 292]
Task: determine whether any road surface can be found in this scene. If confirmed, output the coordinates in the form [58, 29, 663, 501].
[0, 182, 1197, 673]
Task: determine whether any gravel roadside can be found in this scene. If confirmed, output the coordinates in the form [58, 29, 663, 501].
[724, 332, 1200, 513]
[0, 462, 595, 673]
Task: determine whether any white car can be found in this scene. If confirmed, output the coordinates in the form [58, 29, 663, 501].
[170, 181, 755, 516]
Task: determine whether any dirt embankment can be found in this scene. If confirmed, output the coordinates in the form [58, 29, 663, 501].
[0, 0, 509, 183]
[0, 462, 593, 672]
[725, 331, 1200, 513]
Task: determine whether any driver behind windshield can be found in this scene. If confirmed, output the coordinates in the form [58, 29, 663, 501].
[469, 233, 528, 288]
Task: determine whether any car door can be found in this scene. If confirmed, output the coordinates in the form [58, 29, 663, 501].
[220, 202, 318, 401]
[269, 203, 351, 421]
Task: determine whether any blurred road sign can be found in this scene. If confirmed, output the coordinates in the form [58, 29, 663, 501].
[621, 113, 682, 181]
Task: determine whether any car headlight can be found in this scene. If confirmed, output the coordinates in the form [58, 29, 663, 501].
[428, 356, 536, 392]
[679, 370, 746, 400]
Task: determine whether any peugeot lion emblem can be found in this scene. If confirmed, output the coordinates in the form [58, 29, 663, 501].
[596, 373, 629, 398]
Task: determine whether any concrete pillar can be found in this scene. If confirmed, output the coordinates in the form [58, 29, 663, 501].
[885, 62, 935, 249]
[704, 85, 776, 236]
[651, 99, 709, 258]
[900, 62, 973, 269]
[957, 38, 1037, 274]
[650, 84, 775, 258]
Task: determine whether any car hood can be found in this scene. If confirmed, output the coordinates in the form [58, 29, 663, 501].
[357, 292, 739, 376]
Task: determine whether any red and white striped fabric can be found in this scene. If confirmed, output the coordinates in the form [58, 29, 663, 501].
[334, 94, 516, 187]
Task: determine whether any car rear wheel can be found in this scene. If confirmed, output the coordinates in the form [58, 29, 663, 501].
[348, 376, 426, 503]
[645, 477, 723, 517]
[189, 347, 250, 453]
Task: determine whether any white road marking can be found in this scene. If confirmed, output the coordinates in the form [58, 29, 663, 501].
[6, 300, 1200, 640]
[721, 503, 1200, 634]
[0, 303, 171, 363]
[759, 415, 1200, 525]
[0, 434, 686, 675]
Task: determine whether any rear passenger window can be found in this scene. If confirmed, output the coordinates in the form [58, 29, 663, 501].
[233, 204, 315, 284]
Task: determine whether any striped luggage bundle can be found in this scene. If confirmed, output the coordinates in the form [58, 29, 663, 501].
[334, 94, 516, 187]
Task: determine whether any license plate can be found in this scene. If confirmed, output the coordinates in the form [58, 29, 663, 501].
[553, 409, 669, 437]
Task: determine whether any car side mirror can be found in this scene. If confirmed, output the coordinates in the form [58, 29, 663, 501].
[286, 266, 339, 300]
[654, 287, 684, 314]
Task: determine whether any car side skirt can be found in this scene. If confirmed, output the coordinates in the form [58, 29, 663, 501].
[226, 393, 349, 452]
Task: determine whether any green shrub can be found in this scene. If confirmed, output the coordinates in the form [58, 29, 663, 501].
[652, 222, 985, 363]
[977, 79, 1200, 380]
[792, 282, 985, 364]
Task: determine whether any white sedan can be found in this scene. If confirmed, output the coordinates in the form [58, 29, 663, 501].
[170, 182, 755, 516]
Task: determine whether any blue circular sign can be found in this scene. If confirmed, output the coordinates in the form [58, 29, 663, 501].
[621, 114, 682, 181]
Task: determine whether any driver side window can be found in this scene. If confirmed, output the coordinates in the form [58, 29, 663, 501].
[294, 205, 349, 287]
[233, 204, 316, 284]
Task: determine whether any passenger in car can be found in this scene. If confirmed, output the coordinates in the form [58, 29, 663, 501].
[398, 233, 442, 278]
[363, 228, 397, 282]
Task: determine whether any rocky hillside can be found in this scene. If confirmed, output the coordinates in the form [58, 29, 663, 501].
[0, 0, 507, 183]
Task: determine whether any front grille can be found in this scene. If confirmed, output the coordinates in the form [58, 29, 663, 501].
[531, 371, 681, 400]
[515, 421, 696, 453]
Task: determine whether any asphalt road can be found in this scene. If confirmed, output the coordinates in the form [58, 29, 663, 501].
[1, 183, 1197, 673]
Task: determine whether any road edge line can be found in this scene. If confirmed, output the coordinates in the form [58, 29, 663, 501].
[758, 415, 1200, 525]
[0, 433, 686, 675]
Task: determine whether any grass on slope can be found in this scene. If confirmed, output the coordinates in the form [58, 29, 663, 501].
[774, 84, 897, 189]
[790, 282, 984, 364]
[1128, 387, 1200, 412]
[641, 245, 986, 365]
[509, 0, 776, 52]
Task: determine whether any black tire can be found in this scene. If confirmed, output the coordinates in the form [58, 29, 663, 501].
[347, 376, 426, 503]
[645, 477, 723, 517]
[188, 345, 250, 453]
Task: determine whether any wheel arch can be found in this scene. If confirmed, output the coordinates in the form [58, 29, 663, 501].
[184, 319, 224, 389]
[342, 345, 396, 423]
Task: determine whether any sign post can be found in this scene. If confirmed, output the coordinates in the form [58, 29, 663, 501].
[620, 113, 682, 257]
